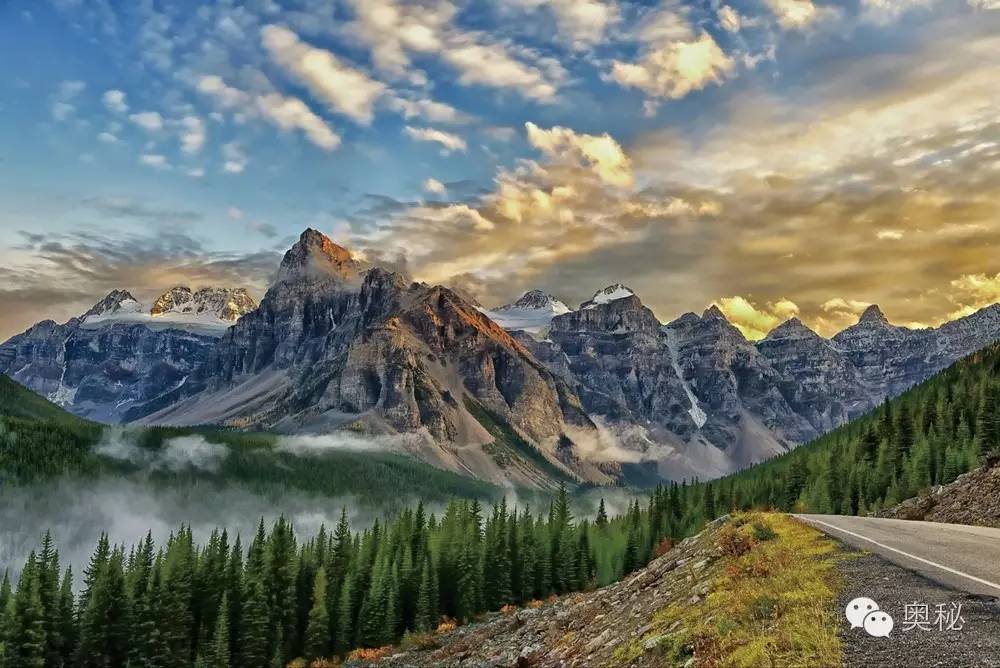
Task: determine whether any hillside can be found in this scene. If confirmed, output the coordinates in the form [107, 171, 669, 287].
[697, 341, 1000, 516]
[0, 373, 92, 425]
[373, 513, 845, 667]
[0, 375, 497, 504]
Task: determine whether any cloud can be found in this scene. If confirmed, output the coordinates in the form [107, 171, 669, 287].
[423, 178, 447, 195]
[715, 296, 800, 339]
[129, 111, 164, 132]
[506, 0, 619, 48]
[876, 229, 904, 240]
[526, 122, 633, 188]
[179, 115, 206, 154]
[227, 206, 244, 220]
[197, 75, 249, 108]
[102, 89, 128, 113]
[222, 142, 247, 173]
[96, 430, 228, 473]
[97, 131, 119, 144]
[405, 126, 467, 153]
[764, 0, 834, 30]
[51, 102, 76, 122]
[609, 31, 734, 101]
[139, 153, 170, 170]
[717, 5, 742, 32]
[256, 93, 341, 150]
[274, 432, 425, 455]
[859, 0, 933, 24]
[197, 75, 341, 151]
[441, 36, 563, 102]
[261, 24, 386, 125]
[947, 272, 1000, 318]
[57, 80, 86, 98]
[388, 96, 471, 124]
[0, 227, 279, 340]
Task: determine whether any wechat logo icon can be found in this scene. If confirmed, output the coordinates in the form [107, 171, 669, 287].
[846, 597, 893, 637]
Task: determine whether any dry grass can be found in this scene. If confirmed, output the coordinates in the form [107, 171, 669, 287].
[346, 646, 394, 662]
[618, 512, 844, 667]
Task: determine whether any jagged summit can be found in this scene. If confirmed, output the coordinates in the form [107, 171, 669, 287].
[581, 283, 635, 310]
[151, 287, 257, 322]
[481, 289, 571, 334]
[500, 289, 570, 313]
[275, 228, 362, 283]
[764, 317, 818, 341]
[858, 303, 889, 325]
[82, 289, 143, 320]
[702, 304, 728, 321]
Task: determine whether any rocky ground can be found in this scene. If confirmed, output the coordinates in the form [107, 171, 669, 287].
[366, 519, 727, 668]
[879, 461, 1000, 527]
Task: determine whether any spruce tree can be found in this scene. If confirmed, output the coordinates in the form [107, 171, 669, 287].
[304, 568, 330, 660]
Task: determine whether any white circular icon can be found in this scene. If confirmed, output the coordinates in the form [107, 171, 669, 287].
[845, 597, 880, 629]
[863, 610, 894, 637]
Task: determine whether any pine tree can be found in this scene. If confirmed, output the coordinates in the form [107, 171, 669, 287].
[414, 556, 435, 632]
[595, 499, 608, 527]
[202, 593, 230, 668]
[10, 553, 46, 668]
[304, 568, 330, 660]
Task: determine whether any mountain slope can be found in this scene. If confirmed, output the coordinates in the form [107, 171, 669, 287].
[701, 340, 1000, 515]
[0, 373, 91, 425]
[132, 230, 611, 489]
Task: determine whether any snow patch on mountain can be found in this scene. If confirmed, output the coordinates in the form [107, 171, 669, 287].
[582, 284, 635, 309]
[81, 287, 257, 336]
[480, 290, 571, 334]
[664, 327, 707, 428]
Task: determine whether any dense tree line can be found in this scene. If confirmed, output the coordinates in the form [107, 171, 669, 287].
[698, 342, 1000, 515]
[0, 484, 711, 667]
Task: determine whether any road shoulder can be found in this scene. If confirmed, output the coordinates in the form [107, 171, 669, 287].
[838, 551, 1000, 667]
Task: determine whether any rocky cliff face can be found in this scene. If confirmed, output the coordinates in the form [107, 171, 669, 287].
[0, 284, 257, 423]
[494, 287, 1000, 478]
[132, 230, 609, 489]
[5, 227, 1000, 484]
[0, 316, 217, 423]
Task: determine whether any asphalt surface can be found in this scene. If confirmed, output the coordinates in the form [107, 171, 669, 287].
[796, 514, 1000, 598]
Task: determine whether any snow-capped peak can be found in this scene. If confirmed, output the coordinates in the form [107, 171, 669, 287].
[581, 284, 635, 309]
[480, 290, 571, 335]
[151, 287, 256, 322]
[81, 290, 144, 322]
[78, 286, 257, 337]
[498, 290, 571, 314]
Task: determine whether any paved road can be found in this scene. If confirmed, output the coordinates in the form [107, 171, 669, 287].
[795, 514, 1000, 599]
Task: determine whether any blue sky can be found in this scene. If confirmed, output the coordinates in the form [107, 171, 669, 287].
[1, 0, 998, 340]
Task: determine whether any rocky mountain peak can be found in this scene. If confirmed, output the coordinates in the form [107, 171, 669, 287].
[858, 304, 889, 325]
[499, 290, 571, 313]
[702, 304, 728, 321]
[580, 283, 635, 310]
[275, 228, 361, 283]
[150, 287, 257, 322]
[82, 289, 143, 320]
[764, 317, 818, 341]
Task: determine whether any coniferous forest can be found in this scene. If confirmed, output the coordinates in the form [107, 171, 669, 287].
[0, 343, 997, 665]
[0, 485, 690, 667]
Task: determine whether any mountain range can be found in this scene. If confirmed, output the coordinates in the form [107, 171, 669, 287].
[2, 228, 998, 487]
